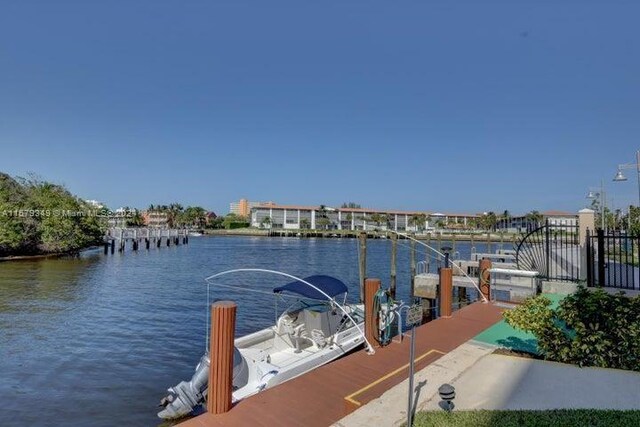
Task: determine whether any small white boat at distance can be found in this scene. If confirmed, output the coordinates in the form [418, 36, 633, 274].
[158, 273, 371, 420]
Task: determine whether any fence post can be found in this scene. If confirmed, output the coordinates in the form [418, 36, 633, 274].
[545, 219, 550, 278]
[208, 301, 237, 415]
[364, 278, 381, 347]
[578, 209, 595, 283]
[479, 258, 492, 301]
[439, 267, 453, 318]
[597, 229, 605, 286]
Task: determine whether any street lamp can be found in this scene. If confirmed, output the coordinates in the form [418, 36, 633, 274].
[613, 150, 640, 207]
[586, 181, 606, 230]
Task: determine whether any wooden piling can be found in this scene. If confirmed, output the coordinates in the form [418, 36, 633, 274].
[145, 238, 150, 250]
[364, 278, 381, 347]
[439, 267, 453, 318]
[358, 233, 367, 303]
[110, 239, 115, 254]
[479, 258, 492, 301]
[157, 238, 161, 248]
[103, 242, 108, 255]
[390, 233, 397, 299]
[208, 301, 237, 415]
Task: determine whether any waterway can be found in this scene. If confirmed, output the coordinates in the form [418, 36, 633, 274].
[0, 236, 503, 426]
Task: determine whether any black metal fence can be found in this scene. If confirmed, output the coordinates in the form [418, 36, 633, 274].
[587, 229, 639, 290]
[516, 220, 580, 282]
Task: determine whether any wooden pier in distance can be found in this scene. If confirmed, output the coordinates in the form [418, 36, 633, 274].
[103, 227, 189, 254]
[179, 301, 504, 427]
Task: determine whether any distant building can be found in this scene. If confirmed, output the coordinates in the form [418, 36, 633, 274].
[85, 199, 105, 209]
[249, 203, 479, 232]
[496, 211, 578, 233]
[142, 210, 169, 228]
[229, 199, 268, 217]
[108, 207, 132, 228]
[205, 211, 217, 225]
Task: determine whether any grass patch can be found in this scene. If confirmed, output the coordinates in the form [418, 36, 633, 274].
[412, 409, 640, 427]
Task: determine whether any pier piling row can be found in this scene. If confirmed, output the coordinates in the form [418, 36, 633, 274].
[103, 227, 189, 255]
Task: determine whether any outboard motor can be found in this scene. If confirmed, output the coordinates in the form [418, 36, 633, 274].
[158, 348, 248, 420]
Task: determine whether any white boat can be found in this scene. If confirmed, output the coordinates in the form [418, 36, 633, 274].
[188, 231, 203, 237]
[158, 273, 369, 420]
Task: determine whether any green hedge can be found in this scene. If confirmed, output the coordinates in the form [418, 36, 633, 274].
[504, 287, 640, 371]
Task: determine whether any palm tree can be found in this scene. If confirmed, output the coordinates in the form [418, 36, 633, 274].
[409, 213, 427, 231]
[525, 210, 544, 231]
[300, 218, 310, 229]
[261, 216, 272, 229]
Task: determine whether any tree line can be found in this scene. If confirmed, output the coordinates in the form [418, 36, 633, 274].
[0, 173, 105, 256]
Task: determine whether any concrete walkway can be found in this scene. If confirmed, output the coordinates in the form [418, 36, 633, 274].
[421, 354, 640, 411]
[333, 342, 496, 427]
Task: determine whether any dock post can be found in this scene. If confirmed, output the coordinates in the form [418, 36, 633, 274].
[479, 258, 492, 301]
[390, 233, 397, 299]
[364, 278, 381, 347]
[208, 301, 237, 415]
[358, 233, 367, 303]
[103, 242, 108, 255]
[145, 238, 150, 250]
[439, 266, 453, 318]
[157, 238, 161, 248]
[110, 239, 115, 254]
[410, 239, 416, 299]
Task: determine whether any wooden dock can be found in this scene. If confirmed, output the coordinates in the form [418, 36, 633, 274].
[179, 301, 504, 427]
[103, 227, 189, 254]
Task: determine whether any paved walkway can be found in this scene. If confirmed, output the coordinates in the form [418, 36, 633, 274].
[421, 354, 640, 411]
[334, 342, 496, 427]
[179, 302, 503, 427]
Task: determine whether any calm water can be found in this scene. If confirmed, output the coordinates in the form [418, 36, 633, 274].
[0, 236, 502, 426]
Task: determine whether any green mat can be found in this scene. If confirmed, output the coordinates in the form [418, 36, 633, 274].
[473, 293, 566, 355]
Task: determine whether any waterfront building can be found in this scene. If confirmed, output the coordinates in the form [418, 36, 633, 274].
[249, 203, 479, 232]
[496, 211, 578, 233]
[142, 210, 169, 228]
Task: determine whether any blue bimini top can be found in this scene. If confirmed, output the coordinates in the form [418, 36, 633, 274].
[273, 275, 348, 300]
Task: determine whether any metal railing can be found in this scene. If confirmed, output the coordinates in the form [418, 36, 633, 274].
[587, 229, 640, 290]
[515, 220, 580, 282]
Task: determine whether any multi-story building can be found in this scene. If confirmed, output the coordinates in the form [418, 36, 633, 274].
[249, 203, 479, 232]
[229, 199, 272, 217]
[496, 211, 578, 233]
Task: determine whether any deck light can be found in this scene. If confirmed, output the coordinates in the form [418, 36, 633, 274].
[438, 383, 455, 411]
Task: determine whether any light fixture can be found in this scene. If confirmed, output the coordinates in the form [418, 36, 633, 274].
[586, 191, 597, 199]
[438, 383, 455, 412]
[613, 170, 627, 182]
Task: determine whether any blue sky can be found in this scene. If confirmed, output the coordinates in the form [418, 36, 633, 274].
[1, 1, 639, 215]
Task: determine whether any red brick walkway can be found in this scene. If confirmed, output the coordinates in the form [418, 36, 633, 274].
[180, 302, 503, 427]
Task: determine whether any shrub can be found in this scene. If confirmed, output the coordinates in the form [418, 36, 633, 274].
[504, 287, 640, 371]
